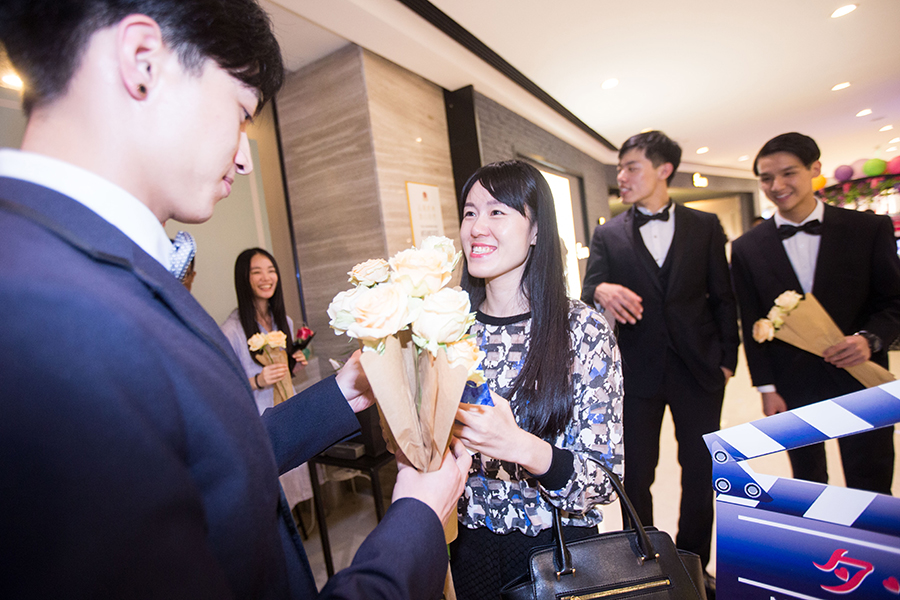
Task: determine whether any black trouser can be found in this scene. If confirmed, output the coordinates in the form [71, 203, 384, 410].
[785, 415, 894, 494]
[623, 350, 724, 568]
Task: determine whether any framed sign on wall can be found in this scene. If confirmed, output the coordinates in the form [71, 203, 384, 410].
[406, 182, 444, 245]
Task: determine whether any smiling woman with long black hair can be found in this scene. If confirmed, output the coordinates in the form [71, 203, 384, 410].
[449, 161, 625, 599]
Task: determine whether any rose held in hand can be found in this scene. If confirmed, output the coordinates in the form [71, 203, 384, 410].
[349, 258, 390, 287]
[390, 248, 455, 297]
[347, 283, 416, 342]
[412, 287, 475, 355]
[753, 319, 775, 343]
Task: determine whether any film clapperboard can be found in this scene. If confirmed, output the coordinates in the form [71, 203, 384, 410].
[704, 381, 900, 598]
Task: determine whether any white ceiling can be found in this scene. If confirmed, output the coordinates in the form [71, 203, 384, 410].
[253, 1, 898, 181]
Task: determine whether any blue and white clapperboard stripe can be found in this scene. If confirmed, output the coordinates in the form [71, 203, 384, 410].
[704, 381, 900, 599]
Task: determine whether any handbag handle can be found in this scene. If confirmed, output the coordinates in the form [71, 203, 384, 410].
[550, 458, 659, 579]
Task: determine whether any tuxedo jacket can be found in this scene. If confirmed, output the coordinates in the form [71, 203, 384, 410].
[581, 204, 739, 397]
[731, 204, 900, 403]
[0, 177, 447, 599]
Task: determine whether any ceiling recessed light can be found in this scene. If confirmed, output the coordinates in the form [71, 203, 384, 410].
[831, 82, 851, 91]
[887, 147, 897, 153]
[415, 137, 422, 143]
[738, 155, 749, 162]
[831, 4, 857, 18]
[890, 137, 900, 144]
[1, 73, 22, 89]
[879, 125, 894, 132]
[856, 108, 872, 117]
[601, 78, 618, 90]
[693, 173, 709, 188]
[696, 147, 709, 154]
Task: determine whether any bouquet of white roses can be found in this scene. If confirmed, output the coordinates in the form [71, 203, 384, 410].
[248, 330, 294, 405]
[752, 291, 894, 388]
[328, 236, 485, 472]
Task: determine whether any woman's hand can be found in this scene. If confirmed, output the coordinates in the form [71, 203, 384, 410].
[452, 393, 552, 475]
[257, 363, 290, 387]
[335, 350, 375, 413]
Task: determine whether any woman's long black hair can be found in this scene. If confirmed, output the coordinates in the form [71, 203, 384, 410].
[459, 160, 574, 440]
[234, 248, 295, 371]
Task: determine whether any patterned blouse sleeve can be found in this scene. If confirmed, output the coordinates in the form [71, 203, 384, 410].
[541, 302, 625, 514]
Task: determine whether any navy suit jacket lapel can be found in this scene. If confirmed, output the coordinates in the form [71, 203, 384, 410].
[624, 207, 663, 294]
[0, 178, 246, 384]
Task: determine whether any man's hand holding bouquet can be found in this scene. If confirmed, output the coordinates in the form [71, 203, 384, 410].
[752, 290, 894, 388]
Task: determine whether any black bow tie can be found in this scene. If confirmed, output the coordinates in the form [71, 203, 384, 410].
[777, 219, 823, 240]
[634, 207, 670, 227]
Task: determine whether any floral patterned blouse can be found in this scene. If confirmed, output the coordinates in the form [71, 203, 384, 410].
[457, 300, 624, 536]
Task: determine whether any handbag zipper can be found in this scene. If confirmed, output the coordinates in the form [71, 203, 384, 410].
[559, 577, 671, 600]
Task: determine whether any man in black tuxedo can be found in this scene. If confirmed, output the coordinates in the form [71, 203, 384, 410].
[581, 131, 739, 578]
[731, 132, 900, 494]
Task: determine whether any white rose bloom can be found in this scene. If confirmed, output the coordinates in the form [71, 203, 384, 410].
[348, 258, 390, 287]
[390, 247, 453, 297]
[766, 306, 785, 329]
[774, 290, 802, 312]
[327, 286, 366, 334]
[444, 336, 486, 383]
[346, 282, 415, 342]
[419, 236, 461, 272]
[752, 318, 776, 343]
[411, 287, 475, 355]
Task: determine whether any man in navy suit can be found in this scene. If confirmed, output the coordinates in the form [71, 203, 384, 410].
[0, 1, 470, 598]
[581, 131, 739, 583]
[731, 132, 900, 494]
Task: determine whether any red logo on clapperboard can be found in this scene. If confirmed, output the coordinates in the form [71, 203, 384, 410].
[814, 548, 900, 595]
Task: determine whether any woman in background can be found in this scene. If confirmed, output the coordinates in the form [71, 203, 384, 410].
[221, 247, 311, 510]
[450, 161, 624, 599]
[222, 247, 307, 414]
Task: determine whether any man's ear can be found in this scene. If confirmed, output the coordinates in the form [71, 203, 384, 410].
[658, 162, 674, 182]
[810, 160, 822, 179]
[117, 15, 165, 101]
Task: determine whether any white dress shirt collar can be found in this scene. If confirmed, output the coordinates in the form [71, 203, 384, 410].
[0, 148, 172, 267]
[635, 201, 675, 268]
[773, 199, 824, 227]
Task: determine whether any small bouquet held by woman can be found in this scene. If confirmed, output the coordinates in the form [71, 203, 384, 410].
[248, 330, 294, 406]
[752, 290, 894, 388]
[328, 236, 485, 473]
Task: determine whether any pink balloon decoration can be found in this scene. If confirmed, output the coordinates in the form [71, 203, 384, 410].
[834, 165, 854, 182]
[887, 156, 900, 175]
[851, 158, 868, 179]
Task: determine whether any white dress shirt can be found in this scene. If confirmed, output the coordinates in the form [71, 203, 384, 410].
[0, 148, 173, 268]
[636, 202, 675, 267]
[774, 200, 824, 295]
[757, 200, 825, 394]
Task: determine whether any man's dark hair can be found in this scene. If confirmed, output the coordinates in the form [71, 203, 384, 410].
[753, 132, 820, 175]
[619, 130, 682, 185]
[0, 0, 284, 116]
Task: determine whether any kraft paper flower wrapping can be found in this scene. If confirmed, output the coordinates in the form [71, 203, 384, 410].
[248, 331, 294, 406]
[753, 292, 894, 388]
[328, 237, 485, 600]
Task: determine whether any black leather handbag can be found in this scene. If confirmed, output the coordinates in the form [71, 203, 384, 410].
[500, 461, 706, 600]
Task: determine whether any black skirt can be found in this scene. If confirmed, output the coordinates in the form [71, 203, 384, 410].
[449, 522, 599, 600]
